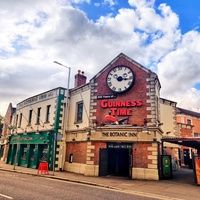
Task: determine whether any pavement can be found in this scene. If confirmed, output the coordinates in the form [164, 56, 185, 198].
[1, 161, 200, 200]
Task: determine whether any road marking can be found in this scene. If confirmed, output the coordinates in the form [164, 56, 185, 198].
[0, 193, 13, 199]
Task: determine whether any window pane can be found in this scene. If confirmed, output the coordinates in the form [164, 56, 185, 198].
[46, 105, 51, 122]
[28, 110, 32, 125]
[77, 103, 83, 122]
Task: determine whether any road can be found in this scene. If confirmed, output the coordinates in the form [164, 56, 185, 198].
[0, 171, 160, 200]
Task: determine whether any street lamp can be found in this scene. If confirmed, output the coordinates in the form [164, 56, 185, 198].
[53, 61, 71, 171]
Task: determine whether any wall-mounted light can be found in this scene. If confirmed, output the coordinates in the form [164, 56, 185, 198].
[76, 125, 79, 129]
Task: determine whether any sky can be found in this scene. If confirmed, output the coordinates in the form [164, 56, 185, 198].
[0, 0, 200, 116]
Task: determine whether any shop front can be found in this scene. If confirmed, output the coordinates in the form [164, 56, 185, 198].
[7, 131, 54, 170]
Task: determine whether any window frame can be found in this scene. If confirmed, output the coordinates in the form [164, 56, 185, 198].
[18, 113, 22, 128]
[28, 110, 33, 126]
[46, 105, 51, 123]
[186, 119, 192, 125]
[36, 107, 41, 125]
[76, 101, 83, 123]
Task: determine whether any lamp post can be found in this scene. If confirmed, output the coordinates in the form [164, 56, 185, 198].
[53, 61, 71, 171]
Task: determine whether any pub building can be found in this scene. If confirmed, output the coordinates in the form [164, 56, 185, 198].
[64, 53, 163, 180]
[6, 87, 68, 171]
[4, 53, 172, 180]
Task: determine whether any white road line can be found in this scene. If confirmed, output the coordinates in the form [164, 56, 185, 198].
[0, 193, 13, 199]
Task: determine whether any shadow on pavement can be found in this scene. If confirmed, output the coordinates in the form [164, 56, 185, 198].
[165, 167, 195, 185]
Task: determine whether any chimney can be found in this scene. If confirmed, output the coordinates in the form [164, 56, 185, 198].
[74, 70, 87, 87]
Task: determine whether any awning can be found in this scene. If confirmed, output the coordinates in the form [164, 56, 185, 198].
[162, 137, 200, 149]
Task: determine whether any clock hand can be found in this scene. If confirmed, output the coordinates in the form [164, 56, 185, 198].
[123, 77, 132, 80]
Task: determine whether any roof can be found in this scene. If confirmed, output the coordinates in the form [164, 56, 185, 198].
[162, 137, 200, 149]
[159, 97, 177, 105]
[176, 107, 200, 118]
[91, 53, 160, 85]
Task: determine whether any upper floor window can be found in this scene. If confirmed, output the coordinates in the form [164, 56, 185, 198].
[181, 117, 184, 123]
[187, 119, 192, 125]
[15, 114, 18, 128]
[28, 110, 33, 125]
[37, 107, 41, 124]
[18, 113, 22, 128]
[76, 102, 83, 123]
[46, 105, 51, 123]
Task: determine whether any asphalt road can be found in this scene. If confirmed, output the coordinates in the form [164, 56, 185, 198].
[0, 171, 159, 200]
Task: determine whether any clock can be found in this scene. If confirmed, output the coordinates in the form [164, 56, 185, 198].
[106, 66, 135, 93]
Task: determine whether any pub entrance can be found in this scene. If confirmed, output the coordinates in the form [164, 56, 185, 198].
[99, 143, 132, 178]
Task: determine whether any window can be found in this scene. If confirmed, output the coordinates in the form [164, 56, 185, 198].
[76, 102, 83, 122]
[181, 117, 184, 123]
[15, 114, 18, 128]
[46, 105, 51, 123]
[194, 133, 200, 137]
[18, 113, 22, 128]
[187, 119, 192, 125]
[37, 107, 41, 124]
[28, 110, 33, 125]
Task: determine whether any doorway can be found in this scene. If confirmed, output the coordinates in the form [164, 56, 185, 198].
[108, 148, 129, 176]
[99, 143, 132, 178]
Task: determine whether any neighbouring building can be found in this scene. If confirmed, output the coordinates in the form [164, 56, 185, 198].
[176, 107, 200, 167]
[5, 87, 68, 171]
[0, 103, 15, 161]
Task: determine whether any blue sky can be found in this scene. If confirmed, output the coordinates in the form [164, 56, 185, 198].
[0, 0, 200, 115]
[76, 0, 200, 34]
[156, 0, 200, 33]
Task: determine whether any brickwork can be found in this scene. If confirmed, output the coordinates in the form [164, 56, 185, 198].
[90, 56, 155, 127]
[92, 142, 107, 165]
[66, 142, 87, 164]
[180, 125, 193, 138]
[132, 142, 152, 168]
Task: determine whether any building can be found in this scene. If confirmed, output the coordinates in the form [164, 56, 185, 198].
[0, 103, 15, 161]
[4, 53, 200, 180]
[176, 107, 200, 167]
[64, 53, 163, 180]
[5, 87, 68, 171]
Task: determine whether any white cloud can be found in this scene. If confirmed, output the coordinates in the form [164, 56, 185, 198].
[0, 0, 200, 115]
[128, 0, 155, 8]
[158, 30, 200, 110]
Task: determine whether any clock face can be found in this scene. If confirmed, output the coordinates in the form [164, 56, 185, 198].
[106, 66, 135, 93]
